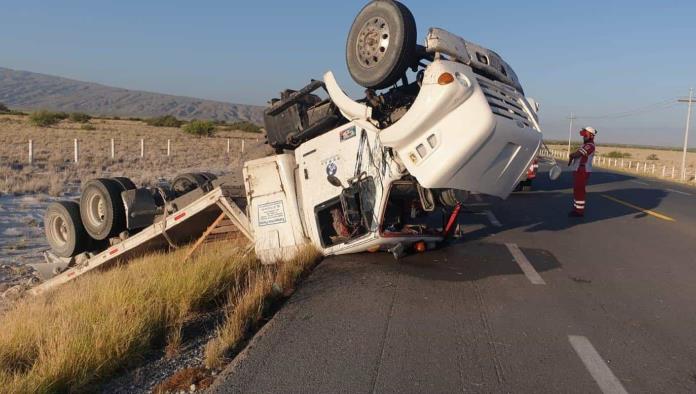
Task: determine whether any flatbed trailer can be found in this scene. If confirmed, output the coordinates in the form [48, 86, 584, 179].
[30, 186, 252, 296]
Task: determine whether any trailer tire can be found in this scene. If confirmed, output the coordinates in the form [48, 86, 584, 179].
[80, 178, 126, 240]
[346, 0, 417, 89]
[45, 201, 89, 258]
[172, 173, 208, 197]
[111, 177, 137, 191]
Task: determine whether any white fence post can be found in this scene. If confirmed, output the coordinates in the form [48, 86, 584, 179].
[167, 139, 171, 157]
[662, 166, 666, 177]
[140, 139, 144, 158]
[621, 159, 624, 168]
[28, 140, 33, 165]
[652, 164, 655, 174]
[74, 139, 79, 164]
[672, 166, 676, 178]
[241, 139, 245, 154]
[227, 138, 230, 154]
[110, 138, 115, 159]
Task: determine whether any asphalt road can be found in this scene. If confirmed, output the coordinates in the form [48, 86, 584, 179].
[210, 166, 696, 394]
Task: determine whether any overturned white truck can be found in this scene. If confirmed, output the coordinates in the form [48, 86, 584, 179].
[34, 0, 544, 294]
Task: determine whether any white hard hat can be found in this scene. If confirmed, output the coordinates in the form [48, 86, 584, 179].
[583, 126, 597, 135]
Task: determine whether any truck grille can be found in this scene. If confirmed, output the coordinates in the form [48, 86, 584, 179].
[476, 76, 534, 129]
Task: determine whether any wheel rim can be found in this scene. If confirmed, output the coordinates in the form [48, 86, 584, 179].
[86, 193, 106, 228]
[49, 215, 69, 247]
[356, 17, 391, 69]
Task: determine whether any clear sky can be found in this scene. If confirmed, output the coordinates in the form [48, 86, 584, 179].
[1, 0, 695, 147]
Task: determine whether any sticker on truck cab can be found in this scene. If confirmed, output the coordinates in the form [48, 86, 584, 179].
[339, 126, 357, 141]
[258, 200, 287, 227]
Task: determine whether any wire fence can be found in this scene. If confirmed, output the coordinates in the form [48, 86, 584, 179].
[15, 136, 259, 166]
[548, 149, 696, 184]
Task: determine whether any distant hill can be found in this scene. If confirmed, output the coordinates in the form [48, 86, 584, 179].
[0, 67, 264, 124]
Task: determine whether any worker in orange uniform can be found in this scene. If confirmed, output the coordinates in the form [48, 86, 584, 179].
[568, 127, 597, 217]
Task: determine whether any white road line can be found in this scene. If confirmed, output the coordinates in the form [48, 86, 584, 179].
[666, 188, 692, 196]
[505, 243, 545, 285]
[485, 210, 502, 227]
[630, 180, 649, 186]
[568, 336, 628, 394]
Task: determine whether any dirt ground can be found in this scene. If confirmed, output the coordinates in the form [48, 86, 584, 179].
[0, 114, 271, 194]
[0, 114, 271, 300]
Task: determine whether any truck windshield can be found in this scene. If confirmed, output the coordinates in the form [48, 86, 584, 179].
[380, 181, 443, 237]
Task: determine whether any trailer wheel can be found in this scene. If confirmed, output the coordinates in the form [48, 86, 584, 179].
[45, 201, 89, 258]
[172, 173, 208, 197]
[80, 178, 126, 240]
[346, 0, 417, 89]
[111, 177, 137, 191]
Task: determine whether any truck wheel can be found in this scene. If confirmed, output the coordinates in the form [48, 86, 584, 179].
[346, 0, 417, 89]
[437, 189, 469, 208]
[111, 177, 137, 191]
[172, 173, 208, 197]
[80, 178, 126, 240]
[45, 201, 89, 258]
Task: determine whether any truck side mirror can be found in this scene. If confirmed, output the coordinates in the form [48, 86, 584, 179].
[327, 175, 344, 188]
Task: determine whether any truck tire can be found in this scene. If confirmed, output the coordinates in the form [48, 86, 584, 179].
[80, 178, 126, 240]
[172, 173, 208, 197]
[45, 201, 89, 258]
[346, 0, 417, 89]
[111, 177, 137, 191]
[437, 189, 469, 208]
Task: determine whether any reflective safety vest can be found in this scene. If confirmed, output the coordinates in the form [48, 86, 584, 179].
[571, 142, 595, 172]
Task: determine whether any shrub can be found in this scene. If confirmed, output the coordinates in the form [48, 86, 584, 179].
[0, 102, 9, 114]
[145, 115, 182, 128]
[81, 123, 96, 131]
[228, 121, 262, 133]
[29, 110, 64, 127]
[69, 112, 91, 123]
[606, 151, 631, 159]
[183, 120, 216, 136]
[646, 154, 659, 161]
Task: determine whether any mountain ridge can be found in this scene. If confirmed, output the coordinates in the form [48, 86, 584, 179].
[0, 67, 265, 124]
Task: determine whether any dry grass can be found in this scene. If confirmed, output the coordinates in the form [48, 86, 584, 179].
[0, 241, 321, 392]
[152, 367, 214, 394]
[0, 242, 256, 392]
[204, 246, 322, 369]
[0, 114, 270, 196]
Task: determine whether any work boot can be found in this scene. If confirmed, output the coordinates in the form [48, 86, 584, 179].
[568, 210, 584, 218]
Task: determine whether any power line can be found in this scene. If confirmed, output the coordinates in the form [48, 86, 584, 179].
[575, 98, 679, 120]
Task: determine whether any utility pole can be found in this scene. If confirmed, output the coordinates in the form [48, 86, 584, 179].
[678, 88, 694, 181]
[567, 112, 576, 156]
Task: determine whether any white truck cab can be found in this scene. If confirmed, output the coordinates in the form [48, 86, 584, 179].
[247, 12, 543, 261]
